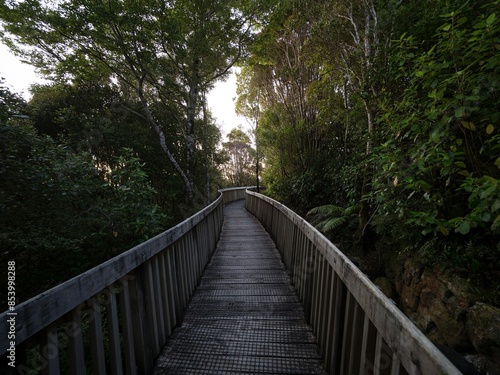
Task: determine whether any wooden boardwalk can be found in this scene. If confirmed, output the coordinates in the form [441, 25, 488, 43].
[153, 200, 327, 374]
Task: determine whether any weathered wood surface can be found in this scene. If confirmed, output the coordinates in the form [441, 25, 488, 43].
[153, 200, 327, 375]
[246, 191, 462, 375]
[0, 188, 237, 374]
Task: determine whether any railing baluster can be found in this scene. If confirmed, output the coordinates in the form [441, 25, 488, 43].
[359, 314, 371, 374]
[129, 267, 153, 373]
[152, 256, 166, 346]
[303, 240, 314, 321]
[318, 260, 332, 359]
[88, 297, 106, 375]
[66, 308, 85, 375]
[165, 248, 179, 326]
[41, 324, 59, 375]
[310, 252, 322, 334]
[105, 287, 123, 375]
[118, 279, 137, 375]
[340, 292, 353, 374]
[145, 260, 160, 355]
[196, 224, 206, 275]
[293, 232, 301, 298]
[178, 239, 189, 310]
[391, 353, 402, 375]
[158, 251, 173, 336]
[322, 267, 336, 371]
[374, 331, 383, 375]
[330, 275, 347, 375]
[188, 232, 197, 292]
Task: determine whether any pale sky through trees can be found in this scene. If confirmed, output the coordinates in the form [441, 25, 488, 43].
[0, 43, 244, 137]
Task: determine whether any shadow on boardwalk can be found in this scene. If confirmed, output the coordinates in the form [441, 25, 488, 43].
[153, 200, 327, 374]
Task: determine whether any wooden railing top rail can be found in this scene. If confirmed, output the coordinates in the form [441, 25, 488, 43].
[246, 190, 460, 375]
[0, 190, 228, 355]
[219, 186, 256, 205]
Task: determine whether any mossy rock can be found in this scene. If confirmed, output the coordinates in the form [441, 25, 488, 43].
[466, 303, 500, 355]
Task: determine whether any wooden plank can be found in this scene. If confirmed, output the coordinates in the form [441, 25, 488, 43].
[153, 200, 326, 374]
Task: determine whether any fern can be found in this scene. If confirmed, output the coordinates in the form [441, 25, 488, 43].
[320, 216, 348, 232]
[307, 205, 345, 216]
[307, 204, 358, 234]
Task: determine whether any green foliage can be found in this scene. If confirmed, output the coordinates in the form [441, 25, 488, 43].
[235, 0, 499, 286]
[0, 0, 269, 199]
[460, 175, 500, 233]
[372, 1, 500, 263]
[307, 204, 358, 234]
[0, 77, 27, 124]
[0, 122, 169, 302]
[221, 127, 256, 187]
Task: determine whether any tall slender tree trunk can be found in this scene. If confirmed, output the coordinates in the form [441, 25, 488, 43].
[355, 101, 375, 246]
[138, 80, 194, 199]
[185, 58, 201, 199]
[202, 92, 211, 204]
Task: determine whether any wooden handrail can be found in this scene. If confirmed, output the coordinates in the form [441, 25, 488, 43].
[1, 188, 249, 374]
[245, 190, 461, 375]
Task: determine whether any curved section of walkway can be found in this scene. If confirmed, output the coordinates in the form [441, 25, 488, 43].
[153, 200, 327, 375]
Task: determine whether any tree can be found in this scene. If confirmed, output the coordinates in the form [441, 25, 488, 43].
[372, 1, 500, 245]
[0, 118, 169, 302]
[236, 0, 347, 212]
[0, 0, 268, 201]
[235, 66, 264, 191]
[222, 127, 256, 187]
[305, 0, 391, 242]
[0, 77, 27, 124]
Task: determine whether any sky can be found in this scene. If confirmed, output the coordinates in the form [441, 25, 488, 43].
[0, 43, 246, 138]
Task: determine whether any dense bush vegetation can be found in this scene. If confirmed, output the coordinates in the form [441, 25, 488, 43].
[237, 0, 499, 298]
[0, 0, 498, 307]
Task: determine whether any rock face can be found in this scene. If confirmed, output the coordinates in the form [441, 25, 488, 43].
[392, 256, 500, 374]
[467, 303, 500, 355]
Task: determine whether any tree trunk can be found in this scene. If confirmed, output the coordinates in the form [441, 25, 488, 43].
[202, 92, 211, 205]
[354, 100, 375, 246]
[138, 81, 194, 199]
[185, 58, 201, 198]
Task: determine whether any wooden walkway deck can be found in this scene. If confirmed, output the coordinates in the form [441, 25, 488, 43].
[153, 200, 327, 374]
